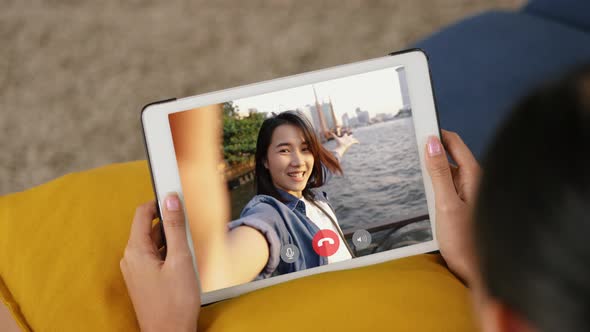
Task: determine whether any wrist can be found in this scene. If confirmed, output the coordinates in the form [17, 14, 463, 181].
[448, 256, 477, 287]
[141, 317, 197, 332]
[143, 324, 196, 332]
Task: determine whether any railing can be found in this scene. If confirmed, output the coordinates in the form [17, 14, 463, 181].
[224, 159, 255, 180]
[223, 159, 256, 189]
[342, 213, 430, 254]
[342, 213, 430, 239]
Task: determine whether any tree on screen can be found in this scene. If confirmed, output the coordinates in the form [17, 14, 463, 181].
[222, 101, 265, 165]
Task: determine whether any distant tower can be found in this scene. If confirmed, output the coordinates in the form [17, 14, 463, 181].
[329, 98, 338, 128]
[342, 113, 350, 128]
[396, 67, 411, 111]
[321, 102, 334, 131]
[313, 86, 329, 140]
[304, 104, 321, 132]
[355, 107, 370, 125]
[298, 107, 314, 129]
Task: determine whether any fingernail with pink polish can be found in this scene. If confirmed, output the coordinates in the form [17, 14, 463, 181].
[427, 136, 443, 156]
[166, 195, 180, 211]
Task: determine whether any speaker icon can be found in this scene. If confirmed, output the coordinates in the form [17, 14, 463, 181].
[352, 229, 372, 250]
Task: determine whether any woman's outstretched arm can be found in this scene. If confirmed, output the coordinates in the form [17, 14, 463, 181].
[172, 104, 269, 292]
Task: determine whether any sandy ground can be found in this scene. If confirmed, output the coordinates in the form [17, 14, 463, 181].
[0, 0, 525, 195]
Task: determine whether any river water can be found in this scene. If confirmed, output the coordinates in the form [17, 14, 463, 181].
[323, 118, 428, 227]
[229, 117, 432, 253]
[322, 118, 432, 253]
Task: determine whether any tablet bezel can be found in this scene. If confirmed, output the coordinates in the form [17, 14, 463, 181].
[141, 48, 440, 305]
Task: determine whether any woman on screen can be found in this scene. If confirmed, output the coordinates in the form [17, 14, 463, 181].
[227, 111, 358, 280]
[172, 109, 358, 292]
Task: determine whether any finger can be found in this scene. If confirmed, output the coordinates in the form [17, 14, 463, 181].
[425, 135, 460, 203]
[441, 130, 479, 172]
[450, 164, 461, 190]
[128, 201, 157, 249]
[161, 192, 191, 257]
[151, 221, 164, 249]
[443, 131, 481, 201]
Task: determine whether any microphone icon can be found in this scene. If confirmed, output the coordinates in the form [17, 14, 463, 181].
[286, 247, 294, 259]
[281, 244, 299, 263]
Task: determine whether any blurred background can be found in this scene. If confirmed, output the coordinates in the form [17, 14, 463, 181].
[1, 0, 525, 195]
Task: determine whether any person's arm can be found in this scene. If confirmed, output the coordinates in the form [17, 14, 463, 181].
[0, 301, 20, 332]
[198, 225, 270, 292]
[170, 104, 270, 293]
[424, 130, 481, 286]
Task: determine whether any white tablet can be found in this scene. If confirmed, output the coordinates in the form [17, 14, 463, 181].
[142, 49, 440, 305]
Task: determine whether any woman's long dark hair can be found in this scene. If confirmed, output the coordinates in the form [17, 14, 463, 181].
[254, 111, 342, 202]
[475, 63, 590, 331]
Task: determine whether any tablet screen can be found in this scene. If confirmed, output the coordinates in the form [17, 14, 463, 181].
[168, 65, 431, 293]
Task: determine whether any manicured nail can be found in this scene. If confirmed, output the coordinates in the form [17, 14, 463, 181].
[427, 136, 443, 156]
[166, 195, 180, 211]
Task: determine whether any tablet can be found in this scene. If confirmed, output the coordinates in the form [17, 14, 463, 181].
[142, 48, 440, 304]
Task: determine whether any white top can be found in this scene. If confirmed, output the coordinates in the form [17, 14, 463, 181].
[301, 197, 352, 263]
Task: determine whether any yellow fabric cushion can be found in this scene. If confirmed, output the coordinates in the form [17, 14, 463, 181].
[0, 161, 151, 331]
[200, 254, 477, 331]
[0, 161, 477, 331]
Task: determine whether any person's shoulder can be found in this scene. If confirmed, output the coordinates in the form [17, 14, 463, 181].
[244, 194, 281, 207]
[241, 194, 284, 217]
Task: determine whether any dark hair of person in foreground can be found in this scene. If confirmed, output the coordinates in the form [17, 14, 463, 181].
[475, 63, 590, 331]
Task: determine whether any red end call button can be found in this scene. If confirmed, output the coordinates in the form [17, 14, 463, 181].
[312, 229, 340, 257]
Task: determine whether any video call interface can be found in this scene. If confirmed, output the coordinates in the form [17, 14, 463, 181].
[169, 66, 432, 293]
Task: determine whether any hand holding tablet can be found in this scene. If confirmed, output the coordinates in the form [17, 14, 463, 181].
[121, 197, 200, 332]
[424, 131, 480, 285]
[141, 49, 442, 304]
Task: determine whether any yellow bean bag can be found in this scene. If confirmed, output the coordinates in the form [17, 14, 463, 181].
[0, 161, 477, 331]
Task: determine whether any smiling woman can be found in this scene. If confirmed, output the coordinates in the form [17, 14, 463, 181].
[170, 109, 358, 293]
[255, 111, 342, 199]
[230, 111, 358, 278]
[263, 124, 315, 197]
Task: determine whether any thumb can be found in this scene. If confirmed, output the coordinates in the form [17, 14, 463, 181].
[425, 136, 458, 202]
[161, 193, 191, 257]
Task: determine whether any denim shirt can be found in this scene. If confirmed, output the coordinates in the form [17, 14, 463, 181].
[227, 164, 340, 279]
[229, 190, 328, 280]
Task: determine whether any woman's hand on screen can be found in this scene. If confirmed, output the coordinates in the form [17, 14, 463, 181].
[425, 130, 481, 285]
[331, 133, 359, 158]
[120, 193, 200, 332]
